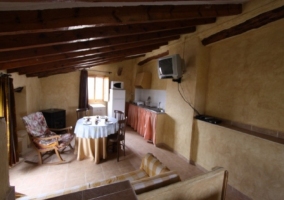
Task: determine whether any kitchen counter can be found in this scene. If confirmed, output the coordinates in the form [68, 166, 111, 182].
[127, 104, 165, 145]
[131, 103, 165, 114]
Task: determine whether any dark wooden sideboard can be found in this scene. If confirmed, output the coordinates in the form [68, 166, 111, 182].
[41, 109, 66, 129]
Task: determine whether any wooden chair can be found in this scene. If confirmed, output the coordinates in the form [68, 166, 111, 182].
[76, 108, 89, 119]
[114, 110, 125, 120]
[22, 112, 75, 164]
[107, 117, 127, 162]
[108, 110, 125, 148]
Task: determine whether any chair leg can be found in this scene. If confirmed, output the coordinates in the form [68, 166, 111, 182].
[38, 152, 43, 165]
[117, 141, 120, 162]
[123, 143, 125, 156]
[55, 149, 64, 162]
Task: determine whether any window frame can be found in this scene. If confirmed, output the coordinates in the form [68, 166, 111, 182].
[88, 75, 109, 104]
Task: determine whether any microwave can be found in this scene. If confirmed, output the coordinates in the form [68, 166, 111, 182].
[111, 81, 124, 89]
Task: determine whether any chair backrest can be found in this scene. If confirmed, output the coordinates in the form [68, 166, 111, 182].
[22, 112, 49, 137]
[76, 108, 89, 119]
[117, 117, 127, 140]
[114, 110, 125, 120]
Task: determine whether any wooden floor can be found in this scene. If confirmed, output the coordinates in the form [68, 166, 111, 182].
[9, 126, 245, 199]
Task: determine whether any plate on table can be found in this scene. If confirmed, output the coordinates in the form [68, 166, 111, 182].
[83, 121, 92, 125]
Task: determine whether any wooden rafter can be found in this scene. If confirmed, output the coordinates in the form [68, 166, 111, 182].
[138, 51, 169, 66]
[0, 18, 215, 50]
[202, 5, 284, 45]
[8, 43, 163, 74]
[0, 27, 196, 71]
[0, 35, 179, 63]
[0, 2, 244, 77]
[0, 4, 242, 34]
[3, 39, 174, 69]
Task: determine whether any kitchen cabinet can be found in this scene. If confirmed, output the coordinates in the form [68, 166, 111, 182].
[127, 104, 164, 145]
[128, 104, 138, 130]
[135, 72, 152, 89]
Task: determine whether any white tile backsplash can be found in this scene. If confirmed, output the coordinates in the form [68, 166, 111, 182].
[134, 88, 166, 109]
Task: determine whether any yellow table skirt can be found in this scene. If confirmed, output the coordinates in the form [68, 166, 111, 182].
[75, 137, 107, 163]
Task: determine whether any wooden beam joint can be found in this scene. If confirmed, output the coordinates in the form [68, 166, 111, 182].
[138, 50, 169, 66]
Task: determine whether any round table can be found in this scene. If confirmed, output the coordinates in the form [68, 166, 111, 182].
[74, 116, 118, 163]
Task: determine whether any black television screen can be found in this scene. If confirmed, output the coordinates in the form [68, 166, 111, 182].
[157, 54, 182, 80]
[159, 58, 174, 74]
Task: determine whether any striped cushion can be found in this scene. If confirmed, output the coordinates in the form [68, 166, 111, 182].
[116, 169, 149, 181]
[131, 171, 181, 194]
[140, 153, 169, 177]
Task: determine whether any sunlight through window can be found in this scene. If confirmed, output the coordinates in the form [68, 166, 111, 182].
[88, 76, 109, 103]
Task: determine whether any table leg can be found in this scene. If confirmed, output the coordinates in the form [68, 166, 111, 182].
[102, 137, 107, 159]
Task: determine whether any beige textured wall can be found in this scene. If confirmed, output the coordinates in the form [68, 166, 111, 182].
[162, 38, 197, 159]
[11, 74, 42, 130]
[137, 46, 168, 90]
[206, 18, 284, 132]
[191, 4, 284, 200]
[40, 71, 80, 127]
[192, 120, 284, 200]
[198, 0, 284, 40]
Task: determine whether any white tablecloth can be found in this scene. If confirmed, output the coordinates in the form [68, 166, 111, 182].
[74, 116, 118, 138]
[74, 116, 118, 163]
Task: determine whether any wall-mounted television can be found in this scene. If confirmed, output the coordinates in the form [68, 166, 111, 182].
[157, 54, 182, 81]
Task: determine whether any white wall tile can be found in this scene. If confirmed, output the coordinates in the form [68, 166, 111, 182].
[134, 88, 166, 109]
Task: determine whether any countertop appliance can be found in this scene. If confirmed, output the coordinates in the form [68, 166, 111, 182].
[108, 89, 126, 117]
[111, 81, 124, 89]
[136, 101, 145, 106]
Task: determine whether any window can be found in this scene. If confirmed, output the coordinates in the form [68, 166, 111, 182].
[88, 76, 109, 103]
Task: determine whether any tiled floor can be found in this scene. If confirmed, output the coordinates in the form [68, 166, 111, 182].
[9, 127, 244, 199]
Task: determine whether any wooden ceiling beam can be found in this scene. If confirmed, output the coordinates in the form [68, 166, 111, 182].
[26, 56, 141, 78]
[11, 59, 86, 74]
[9, 55, 113, 74]
[0, 26, 194, 67]
[10, 43, 162, 74]
[22, 61, 101, 76]
[75, 54, 144, 69]
[0, 35, 178, 63]
[138, 50, 169, 66]
[2, 38, 173, 68]
[37, 55, 143, 78]
[0, 4, 242, 34]
[202, 5, 284, 46]
[0, 26, 195, 53]
[29, 67, 78, 78]
[0, 18, 215, 50]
